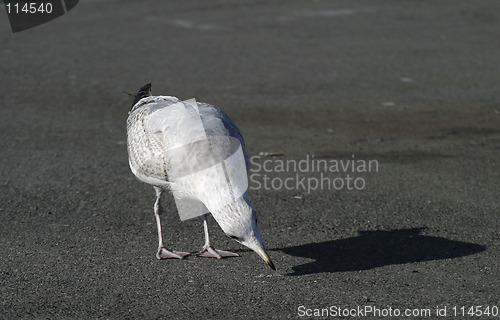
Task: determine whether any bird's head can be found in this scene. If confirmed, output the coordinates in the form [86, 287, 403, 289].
[216, 203, 275, 271]
[131, 83, 152, 109]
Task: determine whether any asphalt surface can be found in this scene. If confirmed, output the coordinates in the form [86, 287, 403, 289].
[1, 1, 499, 319]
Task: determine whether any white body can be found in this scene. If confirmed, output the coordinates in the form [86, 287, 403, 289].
[127, 96, 258, 241]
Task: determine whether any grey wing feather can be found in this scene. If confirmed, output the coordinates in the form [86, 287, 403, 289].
[197, 103, 251, 172]
[127, 98, 250, 187]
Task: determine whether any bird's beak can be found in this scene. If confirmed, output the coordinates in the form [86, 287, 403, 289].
[253, 244, 276, 271]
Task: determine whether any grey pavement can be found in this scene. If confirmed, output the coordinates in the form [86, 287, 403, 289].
[1, 1, 499, 319]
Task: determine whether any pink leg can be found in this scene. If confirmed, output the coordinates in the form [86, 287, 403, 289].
[197, 214, 239, 259]
[154, 187, 189, 259]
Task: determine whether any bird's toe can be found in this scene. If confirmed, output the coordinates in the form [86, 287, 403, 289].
[197, 246, 239, 259]
[157, 247, 190, 259]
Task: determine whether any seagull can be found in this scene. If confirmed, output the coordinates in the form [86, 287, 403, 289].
[126, 83, 275, 270]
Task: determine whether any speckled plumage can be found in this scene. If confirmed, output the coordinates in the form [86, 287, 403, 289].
[126, 85, 274, 270]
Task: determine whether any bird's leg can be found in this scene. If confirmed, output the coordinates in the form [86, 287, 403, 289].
[197, 214, 239, 259]
[154, 187, 190, 259]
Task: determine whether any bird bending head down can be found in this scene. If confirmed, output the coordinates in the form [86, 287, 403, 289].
[212, 193, 275, 271]
[126, 83, 275, 271]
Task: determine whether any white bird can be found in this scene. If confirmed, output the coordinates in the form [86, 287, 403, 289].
[126, 83, 275, 270]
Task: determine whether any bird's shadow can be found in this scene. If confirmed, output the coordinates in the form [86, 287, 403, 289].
[274, 228, 485, 276]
